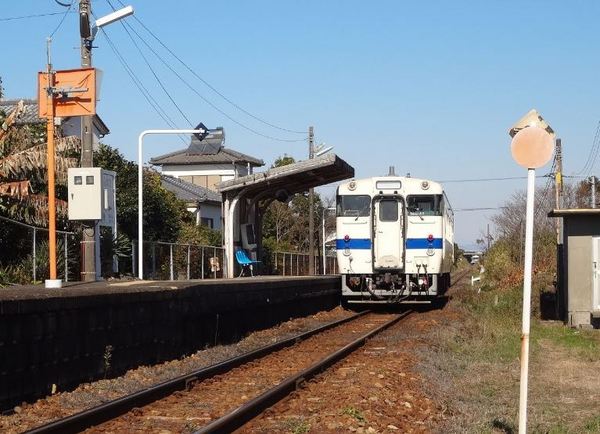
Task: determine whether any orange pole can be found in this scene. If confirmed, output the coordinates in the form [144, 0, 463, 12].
[46, 69, 57, 281]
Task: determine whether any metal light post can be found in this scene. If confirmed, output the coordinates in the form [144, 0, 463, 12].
[509, 114, 554, 434]
[137, 129, 205, 279]
[78, 1, 134, 281]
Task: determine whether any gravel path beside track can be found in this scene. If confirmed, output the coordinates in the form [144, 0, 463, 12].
[0, 307, 352, 434]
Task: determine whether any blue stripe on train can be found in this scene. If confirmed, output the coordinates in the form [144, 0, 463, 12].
[405, 238, 443, 249]
[335, 238, 443, 250]
[336, 239, 372, 249]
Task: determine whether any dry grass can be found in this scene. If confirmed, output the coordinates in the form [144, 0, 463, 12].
[418, 271, 600, 434]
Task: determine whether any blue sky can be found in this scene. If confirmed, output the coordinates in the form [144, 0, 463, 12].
[3, 1, 600, 246]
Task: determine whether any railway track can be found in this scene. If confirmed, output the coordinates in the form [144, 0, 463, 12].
[26, 310, 411, 434]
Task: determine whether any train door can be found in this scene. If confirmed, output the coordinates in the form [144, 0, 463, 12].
[373, 198, 403, 269]
[593, 237, 600, 311]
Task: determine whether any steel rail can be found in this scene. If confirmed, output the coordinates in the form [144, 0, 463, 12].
[25, 310, 370, 434]
[195, 310, 412, 434]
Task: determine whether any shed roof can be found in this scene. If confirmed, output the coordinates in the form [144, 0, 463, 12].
[218, 153, 354, 197]
[548, 209, 600, 217]
[151, 147, 264, 167]
[161, 175, 221, 204]
[0, 98, 110, 136]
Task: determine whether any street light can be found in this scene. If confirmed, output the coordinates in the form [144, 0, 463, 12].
[137, 128, 205, 279]
[78, 2, 134, 282]
[322, 207, 336, 274]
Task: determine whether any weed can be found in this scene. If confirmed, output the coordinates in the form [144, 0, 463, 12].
[584, 415, 600, 433]
[103, 345, 113, 379]
[284, 417, 310, 434]
[342, 406, 366, 423]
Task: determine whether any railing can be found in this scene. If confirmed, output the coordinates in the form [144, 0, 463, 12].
[1, 216, 337, 282]
[131, 241, 225, 280]
[271, 251, 337, 276]
[0, 215, 76, 283]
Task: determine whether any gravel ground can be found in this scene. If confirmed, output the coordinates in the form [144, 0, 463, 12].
[92, 313, 396, 433]
[0, 307, 352, 434]
[241, 310, 441, 433]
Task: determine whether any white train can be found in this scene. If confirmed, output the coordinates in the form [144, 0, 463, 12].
[336, 172, 454, 303]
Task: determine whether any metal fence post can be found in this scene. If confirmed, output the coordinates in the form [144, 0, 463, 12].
[201, 247, 205, 279]
[169, 243, 174, 281]
[213, 247, 217, 279]
[283, 253, 286, 276]
[64, 233, 68, 282]
[151, 242, 156, 279]
[132, 241, 137, 278]
[187, 245, 191, 280]
[32, 228, 36, 282]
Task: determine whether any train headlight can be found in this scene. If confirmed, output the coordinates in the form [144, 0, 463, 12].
[418, 278, 424, 285]
[427, 234, 434, 242]
[348, 181, 357, 191]
[348, 276, 361, 287]
[421, 181, 430, 190]
[344, 234, 350, 242]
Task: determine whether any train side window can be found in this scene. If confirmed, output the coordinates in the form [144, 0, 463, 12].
[379, 200, 398, 221]
[406, 195, 442, 216]
[337, 195, 371, 217]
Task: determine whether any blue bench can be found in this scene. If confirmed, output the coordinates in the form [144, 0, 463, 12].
[235, 249, 261, 277]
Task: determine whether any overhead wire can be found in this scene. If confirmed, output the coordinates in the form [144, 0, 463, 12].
[49, 0, 74, 38]
[0, 11, 71, 22]
[116, 19, 306, 143]
[96, 25, 188, 145]
[114, 0, 306, 136]
[581, 121, 600, 177]
[103, 1, 194, 128]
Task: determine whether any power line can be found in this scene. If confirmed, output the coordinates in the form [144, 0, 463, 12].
[49, 1, 74, 38]
[576, 120, 600, 176]
[114, 0, 306, 136]
[113, 19, 306, 143]
[103, 2, 194, 128]
[98, 27, 188, 146]
[0, 11, 72, 22]
[437, 175, 549, 183]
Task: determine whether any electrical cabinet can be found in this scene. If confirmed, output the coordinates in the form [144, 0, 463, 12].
[68, 168, 116, 222]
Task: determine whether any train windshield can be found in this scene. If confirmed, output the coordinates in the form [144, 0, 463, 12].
[406, 195, 442, 216]
[337, 195, 371, 217]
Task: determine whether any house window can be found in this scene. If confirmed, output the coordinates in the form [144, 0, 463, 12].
[200, 217, 214, 229]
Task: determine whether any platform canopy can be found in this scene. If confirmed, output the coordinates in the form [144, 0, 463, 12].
[218, 153, 355, 277]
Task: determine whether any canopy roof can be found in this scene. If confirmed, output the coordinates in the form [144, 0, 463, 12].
[218, 153, 354, 197]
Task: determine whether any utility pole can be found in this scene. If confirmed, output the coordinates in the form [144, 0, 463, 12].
[554, 139, 563, 239]
[79, 0, 96, 281]
[590, 175, 597, 209]
[308, 126, 315, 275]
[486, 224, 492, 250]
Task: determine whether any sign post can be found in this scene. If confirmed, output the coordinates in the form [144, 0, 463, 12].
[510, 124, 554, 434]
[38, 58, 97, 288]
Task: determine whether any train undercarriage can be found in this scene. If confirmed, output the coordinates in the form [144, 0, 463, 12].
[341, 272, 451, 304]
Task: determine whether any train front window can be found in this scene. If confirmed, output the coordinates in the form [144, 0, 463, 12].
[337, 195, 371, 217]
[406, 195, 442, 216]
[379, 199, 398, 222]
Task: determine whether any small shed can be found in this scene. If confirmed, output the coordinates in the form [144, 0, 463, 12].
[548, 209, 600, 328]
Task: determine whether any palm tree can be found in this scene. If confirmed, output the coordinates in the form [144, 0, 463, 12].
[0, 100, 80, 226]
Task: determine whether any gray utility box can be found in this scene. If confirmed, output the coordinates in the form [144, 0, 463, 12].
[68, 168, 116, 222]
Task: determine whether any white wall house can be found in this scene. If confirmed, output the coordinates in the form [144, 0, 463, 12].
[150, 128, 264, 230]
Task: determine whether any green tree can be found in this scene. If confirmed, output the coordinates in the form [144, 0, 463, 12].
[261, 155, 324, 252]
[0, 100, 79, 226]
[94, 144, 192, 243]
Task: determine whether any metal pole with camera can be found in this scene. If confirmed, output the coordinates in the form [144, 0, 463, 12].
[78, 0, 133, 281]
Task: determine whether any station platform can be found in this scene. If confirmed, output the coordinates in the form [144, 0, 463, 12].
[0, 276, 341, 410]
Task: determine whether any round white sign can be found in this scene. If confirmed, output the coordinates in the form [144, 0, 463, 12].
[510, 126, 554, 169]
